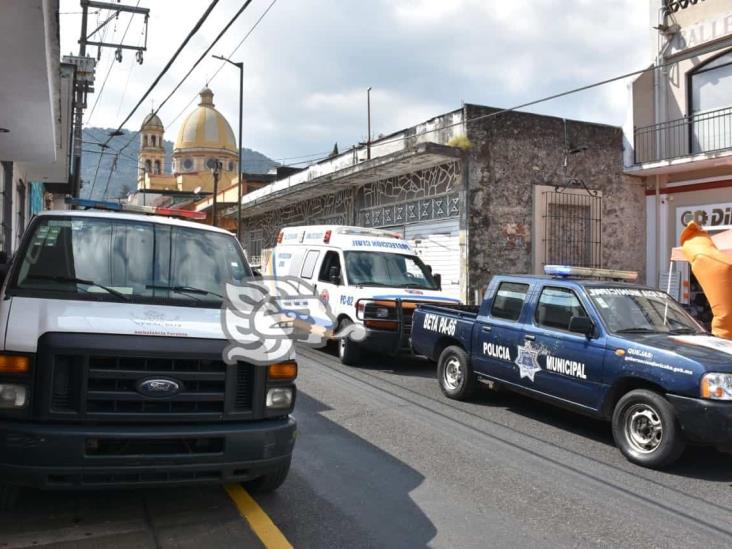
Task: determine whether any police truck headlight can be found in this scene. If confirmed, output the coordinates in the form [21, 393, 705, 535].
[0, 384, 28, 408]
[266, 387, 293, 409]
[701, 373, 732, 401]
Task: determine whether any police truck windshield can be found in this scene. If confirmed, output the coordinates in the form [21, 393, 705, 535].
[344, 251, 438, 290]
[586, 287, 703, 335]
[9, 216, 251, 306]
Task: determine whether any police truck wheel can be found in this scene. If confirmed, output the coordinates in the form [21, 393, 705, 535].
[611, 389, 686, 469]
[437, 345, 476, 400]
[243, 457, 291, 494]
[337, 319, 360, 365]
[0, 483, 19, 512]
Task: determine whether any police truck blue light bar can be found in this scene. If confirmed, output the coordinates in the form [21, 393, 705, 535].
[544, 265, 639, 281]
[65, 197, 207, 220]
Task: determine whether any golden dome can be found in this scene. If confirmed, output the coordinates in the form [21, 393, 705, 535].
[173, 87, 237, 154]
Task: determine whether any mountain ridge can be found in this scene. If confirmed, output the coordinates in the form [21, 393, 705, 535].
[80, 127, 278, 200]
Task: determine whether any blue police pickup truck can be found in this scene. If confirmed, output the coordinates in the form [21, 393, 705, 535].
[411, 266, 732, 468]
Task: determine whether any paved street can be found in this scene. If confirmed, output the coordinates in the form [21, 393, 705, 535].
[3, 346, 732, 548]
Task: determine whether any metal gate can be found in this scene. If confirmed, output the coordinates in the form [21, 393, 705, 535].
[542, 191, 602, 268]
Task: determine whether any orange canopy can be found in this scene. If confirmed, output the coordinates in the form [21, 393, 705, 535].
[671, 227, 732, 262]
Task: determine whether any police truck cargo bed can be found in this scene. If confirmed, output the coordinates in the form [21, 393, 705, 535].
[411, 267, 732, 469]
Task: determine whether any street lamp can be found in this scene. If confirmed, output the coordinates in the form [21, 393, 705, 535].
[207, 158, 223, 227]
[367, 87, 372, 160]
[213, 54, 244, 241]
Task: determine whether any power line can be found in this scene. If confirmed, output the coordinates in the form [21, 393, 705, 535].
[166, 0, 279, 129]
[101, 0, 263, 199]
[265, 61, 672, 171]
[125, 0, 255, 145]
[113, 0, 260, 161]
[105, 0, 221, 144]
[85, 1, 141, 125]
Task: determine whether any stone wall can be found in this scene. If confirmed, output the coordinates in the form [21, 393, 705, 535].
[464, 104, 646, 298]
[240, 161, 464, 252]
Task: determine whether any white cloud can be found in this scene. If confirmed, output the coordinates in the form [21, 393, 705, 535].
[60, 0, 651, 162]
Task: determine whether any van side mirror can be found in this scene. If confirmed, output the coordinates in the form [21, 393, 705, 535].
[0, 251, 9, 285]
[569, 315, 595, 337]
[433, 273, 442, 291]
[328, 265, 341, 285]
[250, 267, 263, 279]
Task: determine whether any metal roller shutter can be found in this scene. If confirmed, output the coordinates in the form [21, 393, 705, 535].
[403, 218, 461, 300]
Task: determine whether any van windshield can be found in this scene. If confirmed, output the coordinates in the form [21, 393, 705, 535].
[344, 251, 438, 290]
[9, 216, 251, 306]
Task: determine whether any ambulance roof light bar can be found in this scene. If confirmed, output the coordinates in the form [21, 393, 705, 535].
[544, 265, 639, 281]
[65, 197, 206, 220]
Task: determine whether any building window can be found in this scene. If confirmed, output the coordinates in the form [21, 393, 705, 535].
[690, 49, 732, 154]
[183, 158, 194, 171]
[145, 159, 152, 173]
[151, 135, 156, 147]
[143, 135, 148, 147]
[229, 161, 235, 172]
[154, 160, 161, 174]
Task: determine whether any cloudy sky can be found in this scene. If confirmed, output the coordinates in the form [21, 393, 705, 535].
[60, 0, 652, 165]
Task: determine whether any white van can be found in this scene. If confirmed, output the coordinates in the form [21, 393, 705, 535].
[270, 225, 461, 364]
[0, 201, 296, 509]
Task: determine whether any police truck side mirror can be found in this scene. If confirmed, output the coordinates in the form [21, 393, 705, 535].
[433, 273, 442, 291]
[328, 265, 341, 285]
[569, 315, 595, 337]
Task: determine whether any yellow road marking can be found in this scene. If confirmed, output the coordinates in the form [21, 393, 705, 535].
[225, 484, 293, 549]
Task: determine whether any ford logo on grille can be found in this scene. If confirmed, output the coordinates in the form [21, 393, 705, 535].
[136, 378, 182, 397]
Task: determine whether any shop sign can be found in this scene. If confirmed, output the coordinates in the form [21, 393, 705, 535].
[677, 202, 732, 236]
[668, 11, 732, 56]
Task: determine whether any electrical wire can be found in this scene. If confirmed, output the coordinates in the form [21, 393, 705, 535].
[85, 1, 141, 125]
[115, 0, 256, 158]
[104, 0, 221, 144]
[265, 61, 674, 170]
[165, 0, 279, 129]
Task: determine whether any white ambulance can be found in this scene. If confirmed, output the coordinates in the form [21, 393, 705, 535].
[269, 225, 461, 364]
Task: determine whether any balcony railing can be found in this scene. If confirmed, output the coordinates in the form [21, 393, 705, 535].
[634, 106, 732, 164]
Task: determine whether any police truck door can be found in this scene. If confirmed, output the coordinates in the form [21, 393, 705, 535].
[520, 285, 606, 409]
[471, 281, 530, 380]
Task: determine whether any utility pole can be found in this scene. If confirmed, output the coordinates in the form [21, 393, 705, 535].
[367, 87, 372, 160]
[213, 54, 244, 241]
[65, 0, 150, 198]
[207, 159, 222, 227]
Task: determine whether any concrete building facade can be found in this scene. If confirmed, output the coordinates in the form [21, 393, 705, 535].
[233, 105, 645, 303]
[626, 0, 732, 316]
[0, 0, 74, 256]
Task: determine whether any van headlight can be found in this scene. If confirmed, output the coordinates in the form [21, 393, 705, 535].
[0, 384, 28, 408]
[701, 373, 732, 401]
[266, 387, 293, 409]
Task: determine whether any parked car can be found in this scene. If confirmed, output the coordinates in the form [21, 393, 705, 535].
[270, 225, 460, 364]
[411, 266, 732, 468]
[0, 199, 297, 510]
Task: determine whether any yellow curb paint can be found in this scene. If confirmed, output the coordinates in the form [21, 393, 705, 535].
[225, 484, 293, 549]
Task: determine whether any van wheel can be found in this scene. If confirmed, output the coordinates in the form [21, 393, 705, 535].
[611, 389, 686, 469]
[437, 345, 476, 400]
[0, 483, 20, 512]
[337, 319, 360, 365]
[243, 457, 291, 494]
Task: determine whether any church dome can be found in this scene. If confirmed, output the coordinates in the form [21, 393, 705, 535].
[141, 111, 164, 130]
[173, 87, 237, 154]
